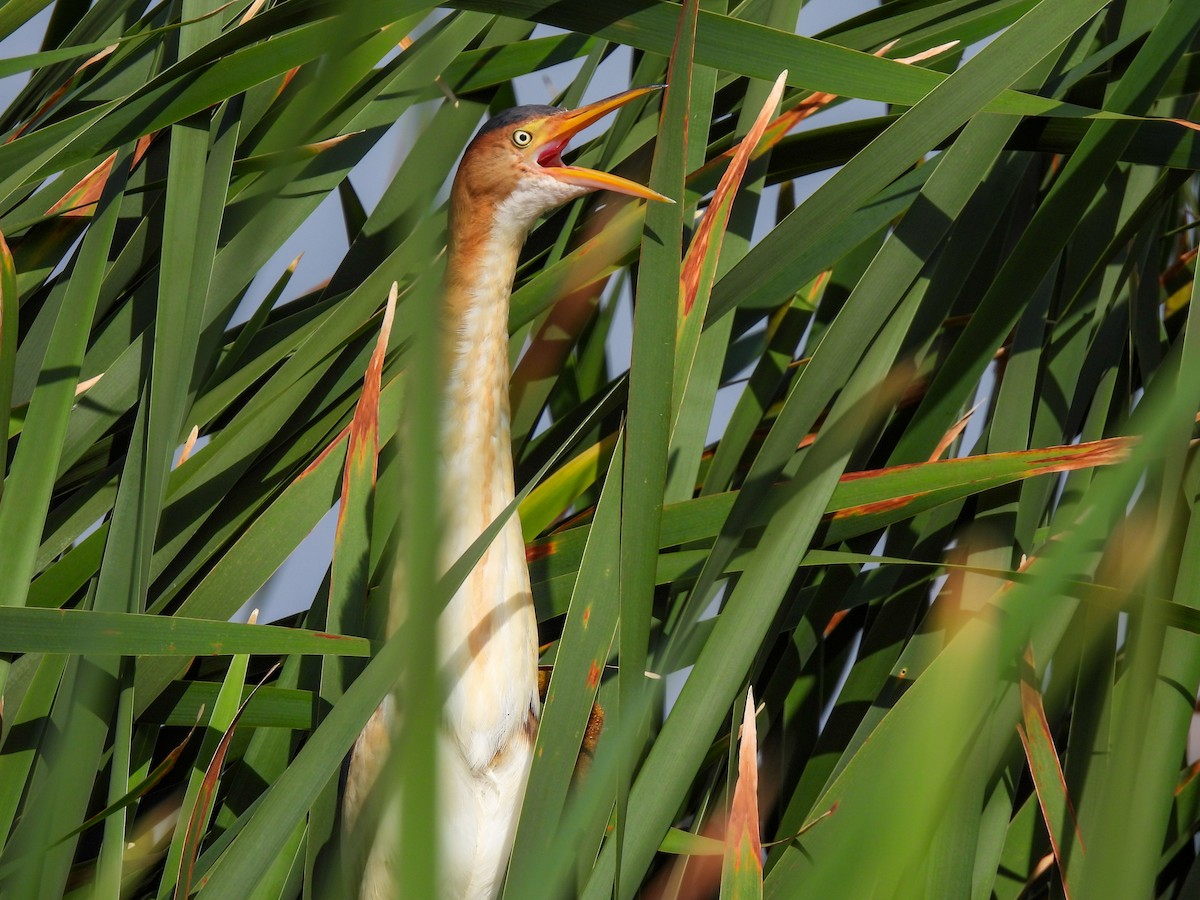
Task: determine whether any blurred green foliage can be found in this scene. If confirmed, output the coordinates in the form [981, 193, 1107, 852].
[1, 1, 1200, 897]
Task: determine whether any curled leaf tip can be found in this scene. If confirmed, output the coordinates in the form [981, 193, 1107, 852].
[176, 425, 200, 467]
[898, 41, 960, 64]
[76, 373, 103, 396]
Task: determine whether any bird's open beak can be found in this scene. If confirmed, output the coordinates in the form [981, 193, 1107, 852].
[536, 86, 674, 203]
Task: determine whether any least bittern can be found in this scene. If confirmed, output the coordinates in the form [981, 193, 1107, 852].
[344, 86, 670, 899]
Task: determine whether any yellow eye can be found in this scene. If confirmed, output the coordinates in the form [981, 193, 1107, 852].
[512, 129, 533, 148]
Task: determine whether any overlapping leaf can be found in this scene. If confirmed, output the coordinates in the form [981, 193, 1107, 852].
[1, 3, 1200, 899]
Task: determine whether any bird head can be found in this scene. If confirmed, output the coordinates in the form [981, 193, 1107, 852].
[451, 86, 673, 240]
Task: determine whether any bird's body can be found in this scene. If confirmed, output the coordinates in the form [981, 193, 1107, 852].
[345, 88, 669, 899]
